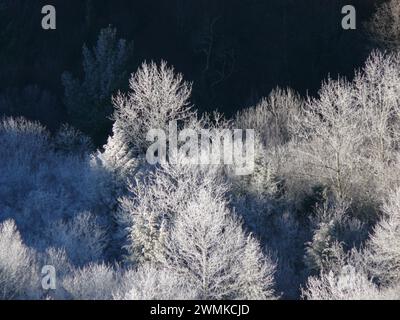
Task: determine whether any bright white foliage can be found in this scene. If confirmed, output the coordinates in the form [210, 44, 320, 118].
[163, 189, 276, 300]
[354, 51, 400, 164]
[120, 160, 227, 264]
[98, 61, 194, 183]
[287, 51, 400, 212]
[305, 202, 365, 274]
[236, 87, 302, 148]
[114, 264, 198, 300]
[303, 265, 381, 300]
[62, 263, 118, 300]
[367, 188, 400, 285]
[95, 130, 139, 183]
[0, 220, 38, 300]
[290, 78, 366, 202]
[111, 60, 194, 155]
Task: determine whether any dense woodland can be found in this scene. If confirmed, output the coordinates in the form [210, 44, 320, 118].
[2, 0, 400, 300]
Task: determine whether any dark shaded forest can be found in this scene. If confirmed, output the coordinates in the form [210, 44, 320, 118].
[0, 0, 380, 144]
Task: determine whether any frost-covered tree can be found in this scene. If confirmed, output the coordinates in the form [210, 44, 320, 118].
[111, 60, 194, 155]
[97, 61, 194, 184]
[354, 51, 400, 164]
[49, 211, 108, 266]
[0, 116, 50, 158]
[94, 129, 139, 184]
[53, 124, 93, 156]
[290, 78, 366, 203]
[0, 220, 38, 300]
[302, 265, 380, 300]
[230, 138, 281, 229]
[62, 263, 118, 300]
[367, 0, 400, 51]
[114, 264, 198, 300]
[281, 52, 400, 206]
[62, 26, 130, 142]
[305, 201, 366, 274]
[287, 56, 400, 219]
[304, 187, 400, 300]
[236, 87, 302, 149]
[233, 90, 307, 298]
[163, 189, 276, 300]
[352, 52, 400, 204]
[95, 62, 205, 264]
[0, 117, 114, 263]
[366, 188, 400, 286]
[303, 261, 400, 300]
[119, 161, 227, 265]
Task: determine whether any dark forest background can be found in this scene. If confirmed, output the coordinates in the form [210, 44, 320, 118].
[0, 0, 382, 145]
